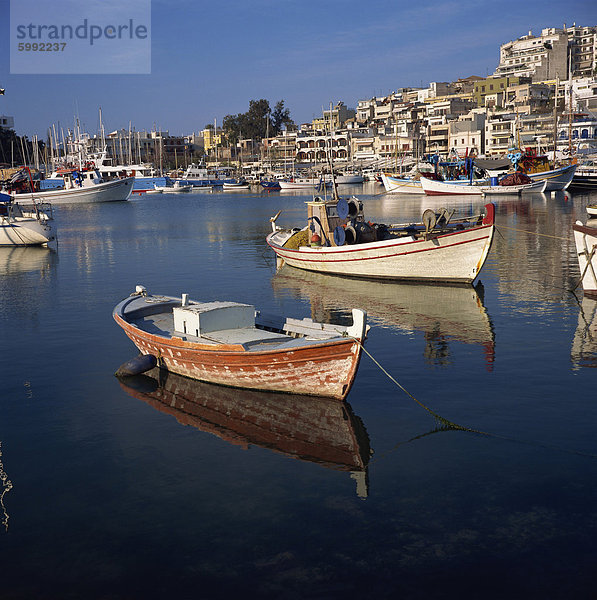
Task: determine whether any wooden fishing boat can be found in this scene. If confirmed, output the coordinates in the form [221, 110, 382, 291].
[113, 286, 368, 401]
[586, 204, 597, 218]
[524, 163, 577, 191]
[380, 173, 425, 194]
[573, 220, 597, 299]
[421, 176, 546, 196]
[118, 368, 372, 497]
[267, 197, 495, 284]
[0, 195, 56, 246]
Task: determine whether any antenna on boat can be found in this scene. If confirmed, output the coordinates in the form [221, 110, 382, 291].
[324, 102, 340, 202]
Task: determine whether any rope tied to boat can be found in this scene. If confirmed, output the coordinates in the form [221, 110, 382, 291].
[350, 337, 597, 459]
[496, 224, 571, 242]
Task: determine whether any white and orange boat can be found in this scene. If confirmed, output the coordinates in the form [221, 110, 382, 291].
[267, 197, 495, 284]
[113, 286, 367, 401]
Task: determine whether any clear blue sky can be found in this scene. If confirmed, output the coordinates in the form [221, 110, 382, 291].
[1, 0, 596, 139]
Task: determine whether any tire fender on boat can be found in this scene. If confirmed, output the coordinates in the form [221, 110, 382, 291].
[115, 353, 157, 377]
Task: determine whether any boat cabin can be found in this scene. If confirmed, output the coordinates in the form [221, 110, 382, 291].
[49, 168, 103, 189]
[307, 196, 371, 247]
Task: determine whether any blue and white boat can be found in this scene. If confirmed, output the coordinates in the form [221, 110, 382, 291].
[173, 163, 236, 187]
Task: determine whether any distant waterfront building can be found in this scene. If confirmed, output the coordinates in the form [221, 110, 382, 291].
[310, 101, 355, 131]
[494, 29, 568, 81]
[504, 81, 553, 114]
[0, 115, 15, 129]
[565, 24, 597, 78]
[484, 113, 517, 157]
[473, 76, 527, 107]
[494, 25, 597, 82]
[448, 111, 486, 157]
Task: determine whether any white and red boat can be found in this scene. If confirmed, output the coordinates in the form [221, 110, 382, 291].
[267, 196, 495, 284]
[380, 173, 425, 194]
[420, 176, 546, 196]
[573, 220, 597, 299]
[113, 286, 367, 401]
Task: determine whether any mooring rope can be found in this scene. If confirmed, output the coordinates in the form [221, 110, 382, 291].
[496, 224, 571, 242]
[354, 340, 597, 460]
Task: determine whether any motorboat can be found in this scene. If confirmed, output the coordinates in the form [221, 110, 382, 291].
[0, 192, 56, 246]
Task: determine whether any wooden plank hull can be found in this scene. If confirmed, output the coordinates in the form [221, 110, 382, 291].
[573, 221, 597, 299]
[268, 214, 495, 284]
[113, 296, 366, 401]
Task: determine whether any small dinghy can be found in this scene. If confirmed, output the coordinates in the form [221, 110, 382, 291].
[113, 286, 368, 400]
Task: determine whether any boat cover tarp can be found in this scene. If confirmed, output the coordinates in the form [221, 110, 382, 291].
[474, 158, 511, 171]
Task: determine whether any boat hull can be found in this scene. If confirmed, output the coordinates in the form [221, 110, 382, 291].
[568, 174, 597, 192]
[279, 181, 332, 191]
[267, 208, 495, 284]
[573, 221, 597, 299]
[527, 164, 577, 191]
[0, 205, 56, 246]
[481, 180, 547, 195]
[0, 216, 56, 246]
[381, 174, 425, 194]
[12, 177, 134, 204]
[113, 297, 366, 401]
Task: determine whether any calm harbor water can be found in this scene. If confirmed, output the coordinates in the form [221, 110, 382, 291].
[2, 183, 597, 599]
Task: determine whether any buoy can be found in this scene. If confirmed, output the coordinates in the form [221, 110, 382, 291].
[115, 354, 157, 377]
[310, 233, 321, 246]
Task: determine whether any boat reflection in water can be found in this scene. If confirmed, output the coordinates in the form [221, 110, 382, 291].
[571, 298, 597, 369]
[271, 266, 495, 369]
[0, 246, 56, 276]
[118, 369, 373, 498]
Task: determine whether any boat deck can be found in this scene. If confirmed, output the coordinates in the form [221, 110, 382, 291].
[131, 310, 344, 352]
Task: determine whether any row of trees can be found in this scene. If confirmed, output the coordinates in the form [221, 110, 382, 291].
[0, 126, 45, 169]
[216, 99, 294, 145]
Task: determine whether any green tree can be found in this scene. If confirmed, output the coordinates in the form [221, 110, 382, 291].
[221, 99, 294, 144]
[270, 100, 293, 135]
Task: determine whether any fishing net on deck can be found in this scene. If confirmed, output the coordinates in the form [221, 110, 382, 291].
[283, 230, 310, 249]
[499, 172, 532, 186]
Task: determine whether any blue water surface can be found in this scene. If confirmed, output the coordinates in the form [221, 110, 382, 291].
[1, 184, 597, 599]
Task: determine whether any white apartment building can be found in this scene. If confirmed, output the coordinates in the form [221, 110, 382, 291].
[494, 28, 568, 80]
[566, 24, 597, 78]
[448, 111, 486, 157]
